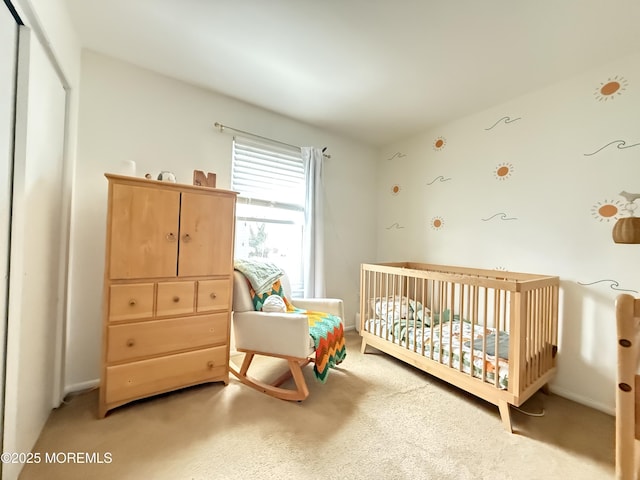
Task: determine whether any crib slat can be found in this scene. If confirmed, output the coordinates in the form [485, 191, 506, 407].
[494, 289, 501, 388]
[527, 290, 533, 387]
[537, 288, 544, 379]
[480, 286, 488, 384]
[420, 278, 427, 356]
[387, 273, 392, 342]
[430, 278, 437, 360]
[470, 284, 478, 381]
[448, 282, 453, 368]
[512, 289, 525, 396]
[531, 290, 537, 382]
[371, 271, 376, 336]
[458, 283, 465, 373]
[437, 280, 443, 364]
[540, 287, 547, 375]
[537, 289, 543, 380]
[541, 286, 548, 375]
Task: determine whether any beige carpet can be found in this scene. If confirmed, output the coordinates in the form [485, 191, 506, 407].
[20, 331, 614, 480]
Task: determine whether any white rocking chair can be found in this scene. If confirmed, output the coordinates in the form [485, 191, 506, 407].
[229, 271, 344, 401]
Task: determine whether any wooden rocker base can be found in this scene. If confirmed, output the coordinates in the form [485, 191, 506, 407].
[229, 350, 312, 402]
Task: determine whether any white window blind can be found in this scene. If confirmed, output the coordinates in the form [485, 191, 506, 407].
[232, 135, 305, 209]
[231, 135, 306, 296]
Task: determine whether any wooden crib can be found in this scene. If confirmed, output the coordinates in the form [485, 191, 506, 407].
[359, 262, 559, 432]
[616, 293, 640, 479]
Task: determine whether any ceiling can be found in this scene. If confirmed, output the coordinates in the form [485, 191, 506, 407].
[64, 0, 640, 147]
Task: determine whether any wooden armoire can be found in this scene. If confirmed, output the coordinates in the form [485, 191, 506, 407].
[99, 174, 237, 417]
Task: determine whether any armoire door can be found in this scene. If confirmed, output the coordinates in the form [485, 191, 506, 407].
[179, 192, 235, 277]
[109, 183, 180, 279]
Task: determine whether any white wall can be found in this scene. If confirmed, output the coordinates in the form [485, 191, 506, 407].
[66, 50, 377, 391]
[26, 0, 81, 83]
[376, 52, 640, 414]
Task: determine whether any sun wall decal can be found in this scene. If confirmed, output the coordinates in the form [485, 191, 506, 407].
[433, 137, 446, 151]
[430, 216, 444, 230]
[591, 199, 624, 222]
[494, 162, 514, 180]
[391, 184, 401, 195]
[594, 75, 628, 101]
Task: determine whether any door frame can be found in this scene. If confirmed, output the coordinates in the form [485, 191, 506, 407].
[0, 0, 22, 466]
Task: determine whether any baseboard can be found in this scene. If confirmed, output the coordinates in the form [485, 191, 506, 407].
[548, 385, 614, 416]
[64, 379, 99, 398]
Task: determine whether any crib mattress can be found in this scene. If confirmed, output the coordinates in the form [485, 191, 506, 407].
[364, 317, 509, 389]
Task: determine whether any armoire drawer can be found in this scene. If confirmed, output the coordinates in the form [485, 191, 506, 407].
[156, 281, 195, 316]
[197, 279, 230, 313]
[104, 346, 227, 405]
[106, 313, 228, 363]
[109, 283, 154, 321]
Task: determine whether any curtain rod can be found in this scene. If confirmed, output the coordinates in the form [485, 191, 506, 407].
[213, 122, 331, 158]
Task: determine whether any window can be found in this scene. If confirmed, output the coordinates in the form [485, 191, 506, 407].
[231, 135, 305, 296]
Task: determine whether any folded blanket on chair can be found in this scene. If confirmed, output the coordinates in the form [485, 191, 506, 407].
[290, 306, 346, 382]
[234, 259, 284, 294]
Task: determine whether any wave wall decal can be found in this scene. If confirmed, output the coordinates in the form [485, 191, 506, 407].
[426, 176, 452, 185]
[386, 223, 405, 230]
[577, 279, 638, 294]
[485, 116, 522, 131]
[386, 152, 407, 161]
[481, 213, 518, 221]
[584, 140, 640, 156]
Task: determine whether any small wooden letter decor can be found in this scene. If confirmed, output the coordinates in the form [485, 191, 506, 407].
[193, 170, 216, 188]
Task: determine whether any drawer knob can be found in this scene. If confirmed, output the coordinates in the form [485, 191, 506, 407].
[166, 232, 176, 242]
[172, 296, 180, 303]
[126, 339, 135, 347]
[182, 233, 191, 243]
[207, 361, 215, 369]
[210, 292, 217, 299]
[128, 299, 137, 306]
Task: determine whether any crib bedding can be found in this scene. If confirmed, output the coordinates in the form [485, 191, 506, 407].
[365, 316, 509, 389]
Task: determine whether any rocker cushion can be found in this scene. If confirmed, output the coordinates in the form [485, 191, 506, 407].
[233, 311, 315, 358]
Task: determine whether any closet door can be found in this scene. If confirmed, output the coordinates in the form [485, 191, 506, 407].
[3, 22, 67, 480]
[0, 0, 19, 458]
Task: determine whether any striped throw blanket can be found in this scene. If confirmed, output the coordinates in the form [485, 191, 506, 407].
[288, 303, 346, 382]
